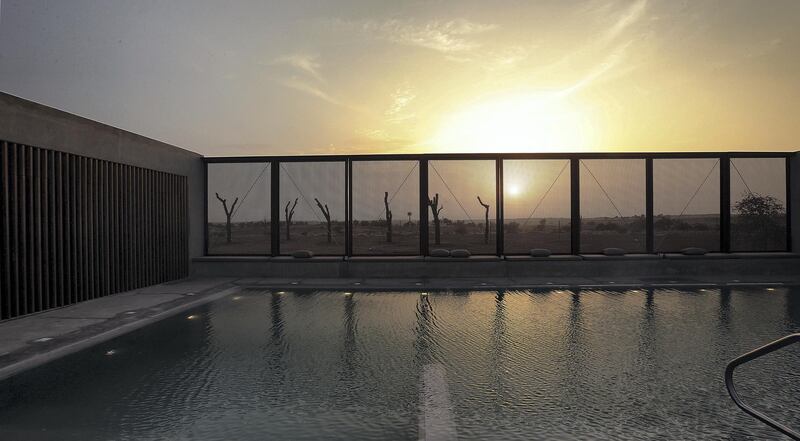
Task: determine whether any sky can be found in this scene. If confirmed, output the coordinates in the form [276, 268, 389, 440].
[1, 0, 799, 157]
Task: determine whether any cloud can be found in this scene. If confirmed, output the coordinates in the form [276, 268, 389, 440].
[385, 85, 417, 123]
[561, 40, 635, 96]
[279, 77, 341, 106]
[598, 0, 648, 46]
[332, 18, 496, 53]
[270, 53, 323, 81]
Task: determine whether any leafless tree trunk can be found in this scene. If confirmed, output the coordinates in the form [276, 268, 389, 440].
[314, 198, 332, 243]
[477, 196, 490, 245]
[384, 191, 393, 243]
[284, 198, 298, 241]
[428, 193, 443, 245]
[215, 193, 238, 244]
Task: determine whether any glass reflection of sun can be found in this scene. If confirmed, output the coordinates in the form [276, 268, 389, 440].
[428, 92, 590, 153]
[507, 183, 522, 197]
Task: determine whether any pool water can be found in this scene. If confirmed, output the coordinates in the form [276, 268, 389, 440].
[1, 288, 798, 440]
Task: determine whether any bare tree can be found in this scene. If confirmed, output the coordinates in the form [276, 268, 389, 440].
[384, 191, 393, 243]
[314, 198, 332, 243]
[477, 196, 490, 244]
[215, 192, 238, 244]
[284, 198, 298, 241]
[428, 193, 444, 245]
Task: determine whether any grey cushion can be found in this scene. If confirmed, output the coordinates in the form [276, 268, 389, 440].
[602, 247, 626, 256]
[530, 248, 552, 257]
[291, 250, 314, 258]
[681, 247, 708, 256]
[430, 248, 450, 257]
[450, 249, 471, 258]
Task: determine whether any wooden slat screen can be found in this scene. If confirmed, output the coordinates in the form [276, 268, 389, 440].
[0, 141, 188, 320]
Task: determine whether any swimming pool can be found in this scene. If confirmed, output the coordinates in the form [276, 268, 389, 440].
[1, 288, 798, 440]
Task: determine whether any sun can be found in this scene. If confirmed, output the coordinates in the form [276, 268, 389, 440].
[427, 91, 591, 153]
[507, 183, 522, 197]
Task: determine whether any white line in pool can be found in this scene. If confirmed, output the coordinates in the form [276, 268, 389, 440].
[419, 363, 457, 441]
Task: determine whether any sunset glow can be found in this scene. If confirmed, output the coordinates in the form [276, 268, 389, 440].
[427, 92, 591, 153]
[1, 1, 798, 155]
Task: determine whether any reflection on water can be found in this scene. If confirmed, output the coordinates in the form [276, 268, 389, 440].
[0, 288, 798, 440]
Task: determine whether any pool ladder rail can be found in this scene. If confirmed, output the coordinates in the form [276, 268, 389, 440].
[725, 333, 800, 440]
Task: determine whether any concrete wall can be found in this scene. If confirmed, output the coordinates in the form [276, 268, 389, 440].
[192, 255, 800, 280]
[0, 92, 205, 260]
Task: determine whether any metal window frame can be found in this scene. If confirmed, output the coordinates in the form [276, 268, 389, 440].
[203, 151, 794, 257]
[651, 157, 724, 253]
[500, 158, 574, 256]
[576, 157, 648, 254]
[426, 157, 500, 256]
[728, 155, 791, 252]
[276, 159, 348, 257]
[349, 158, 422, 257]
[204, 161, 272, 257]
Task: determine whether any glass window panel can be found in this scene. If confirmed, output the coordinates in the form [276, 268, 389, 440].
[206, 162, 270, 255]
[654, 158, 720, 252]
[279, 162, 345, 255]
[503, 160, 571, 254]
[730, 158, 787, 251]
[428, 160, 496, 255]
[352, 161, 419, 255]
[580, 159, 645, 253]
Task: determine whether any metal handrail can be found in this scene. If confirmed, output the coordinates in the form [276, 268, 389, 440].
[725, 333, 800, 440]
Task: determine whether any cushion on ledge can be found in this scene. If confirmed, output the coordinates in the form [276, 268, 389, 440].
[450, 249, 471, 258]
[602, 247, 626, 256]
[681, 247, 708, 256]
[291, 250, 314, 258]
[430, 248, 450, 257]
[530, 248, 552, 257]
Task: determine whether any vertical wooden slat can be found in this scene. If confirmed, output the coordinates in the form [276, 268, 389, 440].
[95, 159, 103, 298]
[64, 153, 74, 306]
[10, 144, 20, 317]
[125, 165, 132, 290]
[74, 157, 86, 301]
[138, 167, 144, 287]
[147, 169, 153, 285]
[69, 153, 77, 305]
[33, 148, 42, 311]
[75, 155, 81, 303]
[93, 159, 100, 298]
[20, 145, 29, 316]
[102, 161, 110, 296]
[0, 142, 8, 319]
[169, 174, 176, 279]
[132, 167, 138, 288]
[155, 172, 161, 282]
[41, 149, 50, 310]
[87, 158, 94, 300]
[111, 162, 118, 294]
[55, 152, 64, 307]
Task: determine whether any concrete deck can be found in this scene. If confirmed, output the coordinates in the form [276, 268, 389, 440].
[1, 274, 799, 381]
[0, 277, 237, 381]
